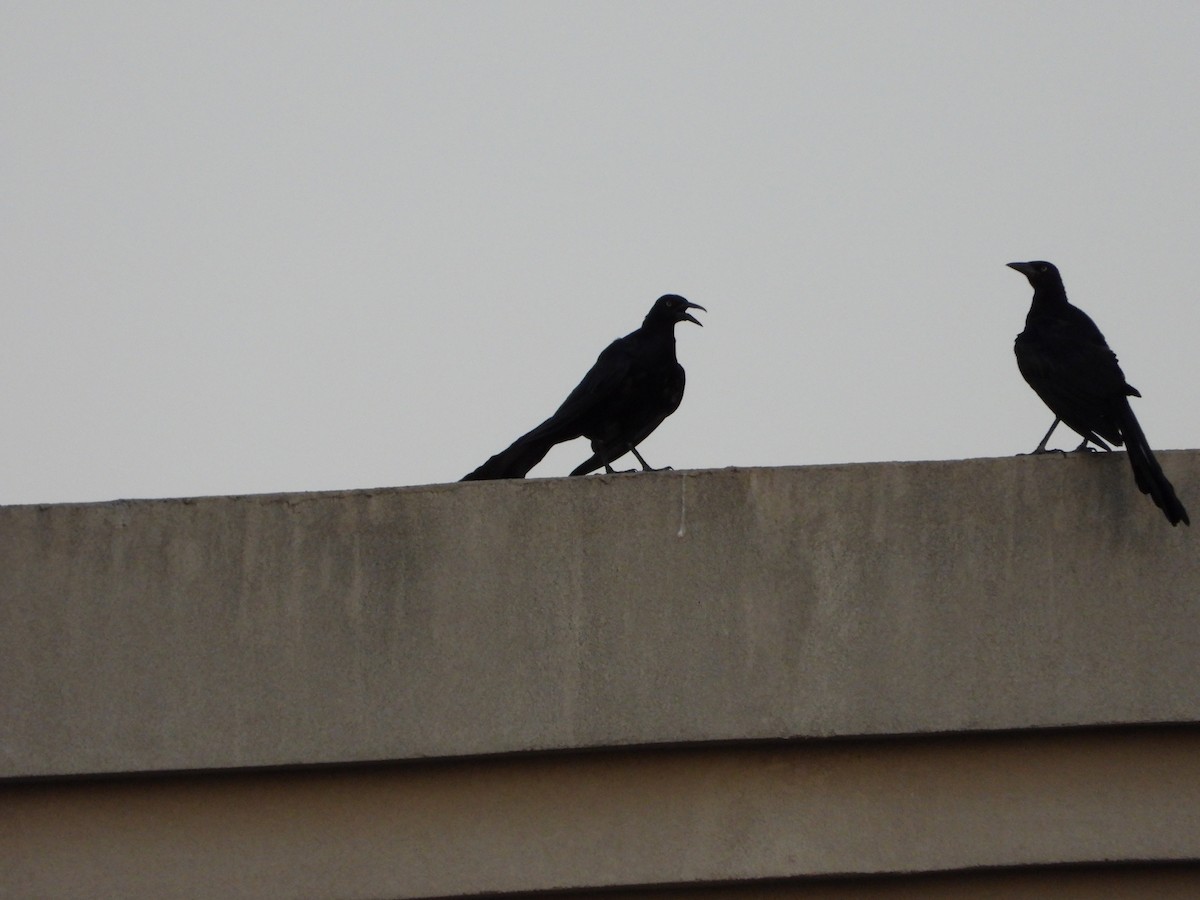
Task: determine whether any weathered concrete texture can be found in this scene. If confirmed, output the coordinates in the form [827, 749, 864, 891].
[4, 730, 1199, 899]
[1, 453, 1197, 778]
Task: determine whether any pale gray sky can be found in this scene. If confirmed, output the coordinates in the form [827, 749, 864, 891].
[4, 2, 1199, 505]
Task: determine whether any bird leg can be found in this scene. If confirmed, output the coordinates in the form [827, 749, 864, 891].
[1024, 417, 1113, 455]
[1072, 435, 1112, 453]
[598, 446, 667, 474]
[630, 447, 672, 472]
[598, 449, 636, 475]
[1024, 418, 1063, 454]
[592, 445, 671, 475]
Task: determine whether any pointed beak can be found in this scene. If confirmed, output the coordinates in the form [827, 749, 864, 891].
[1007, 262, 1034, 275]
[682, 301, 706, 326]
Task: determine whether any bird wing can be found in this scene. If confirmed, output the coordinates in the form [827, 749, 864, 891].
[520, 334, 637, 445]
[1015, 310, 1132, 445]
[567, 361, 684, 476]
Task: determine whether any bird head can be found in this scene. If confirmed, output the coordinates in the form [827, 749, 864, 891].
[649, 294, 706, 327]
[1007, 260, 1063, 290]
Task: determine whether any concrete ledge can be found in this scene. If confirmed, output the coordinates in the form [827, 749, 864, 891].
[2, 453, 1198, 778]
[550, 866, 1200, 899]
[4, 729, 1199, 898]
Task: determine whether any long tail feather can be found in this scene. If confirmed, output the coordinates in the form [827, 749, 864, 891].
[1119, 399, 1189, 526]
[461, 431, 558, 481]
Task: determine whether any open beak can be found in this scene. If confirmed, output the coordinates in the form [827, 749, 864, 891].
[682, 301, 707, 327]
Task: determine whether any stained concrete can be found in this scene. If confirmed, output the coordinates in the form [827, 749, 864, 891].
[1, 453, 1197, 778]
[5, 730, 1200, 899]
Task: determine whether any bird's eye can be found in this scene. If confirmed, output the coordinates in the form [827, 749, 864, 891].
[1037, 264, 1048, 272]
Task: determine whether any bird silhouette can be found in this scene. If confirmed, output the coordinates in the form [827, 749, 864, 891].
[462, 294, 705, 481]
[1009, 260, 1187, 525]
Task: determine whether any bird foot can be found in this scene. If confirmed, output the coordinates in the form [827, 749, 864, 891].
[1020, 447, 1066, 456]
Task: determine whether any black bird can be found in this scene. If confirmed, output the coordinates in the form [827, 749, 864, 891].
[1008, 260, 1188, 526]
[462, 294, 705, 481]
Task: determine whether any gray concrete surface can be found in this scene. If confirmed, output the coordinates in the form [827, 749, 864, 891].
[2, 453, 1198, 778]
[5, 730, 1200, 898]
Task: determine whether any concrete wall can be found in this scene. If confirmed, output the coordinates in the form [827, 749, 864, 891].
[6, 730, 1200, 898]
[3, 453, 1199, 896]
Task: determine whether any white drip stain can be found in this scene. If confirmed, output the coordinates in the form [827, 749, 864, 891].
[677, 473, 687, 538]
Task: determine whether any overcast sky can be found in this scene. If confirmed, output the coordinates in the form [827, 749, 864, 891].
[4, 2, 1198, 506]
